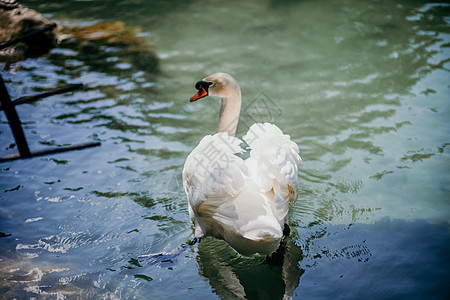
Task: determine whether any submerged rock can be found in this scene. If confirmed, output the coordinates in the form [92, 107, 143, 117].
[60, 21, 159, 74]
[68, 21, 147, 49]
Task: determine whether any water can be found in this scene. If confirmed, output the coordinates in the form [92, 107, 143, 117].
[0, 0, 449, 298]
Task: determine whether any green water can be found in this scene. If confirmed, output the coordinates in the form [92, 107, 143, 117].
[0, 0, 449, 298]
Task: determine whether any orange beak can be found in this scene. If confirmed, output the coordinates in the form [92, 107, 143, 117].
[190, 86, 208, 102]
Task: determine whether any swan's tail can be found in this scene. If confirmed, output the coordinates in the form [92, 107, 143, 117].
[243, 123, 301, 187]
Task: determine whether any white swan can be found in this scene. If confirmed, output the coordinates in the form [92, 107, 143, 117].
[183, 73, 301, 256]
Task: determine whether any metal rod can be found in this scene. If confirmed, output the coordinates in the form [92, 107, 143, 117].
[0, 83, 84, 110]
[0, 75, 31, 157]
[0, 141, 101, 163]
[0, 23, 57, 50]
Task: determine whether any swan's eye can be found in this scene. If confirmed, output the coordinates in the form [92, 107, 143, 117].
[195, 81, 213, 91]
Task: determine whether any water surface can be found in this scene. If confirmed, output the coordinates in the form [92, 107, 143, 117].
[0, 0, 449, 298]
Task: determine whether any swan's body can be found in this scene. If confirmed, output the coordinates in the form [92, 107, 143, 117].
[183, 73, 301, 256]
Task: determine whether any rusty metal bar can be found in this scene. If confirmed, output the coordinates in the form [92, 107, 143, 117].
[0, 83, 83, 110]
[0, 75, 31, 157]
[0, 23, 102, 163]
[0, 76, 100, 163]
[0, 141, 101, 163]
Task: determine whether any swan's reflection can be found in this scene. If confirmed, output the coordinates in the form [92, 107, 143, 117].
[196, 228, 304, 299]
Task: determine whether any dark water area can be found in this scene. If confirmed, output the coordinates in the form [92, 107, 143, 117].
[197, 219, 450, 299]
[0, 0, 449, 298]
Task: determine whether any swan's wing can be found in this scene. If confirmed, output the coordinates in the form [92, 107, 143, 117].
[243, 123, 301, 221]
[182, 132, 247, 237]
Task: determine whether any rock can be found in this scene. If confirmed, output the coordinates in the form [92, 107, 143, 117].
[0, 3, 57, 63]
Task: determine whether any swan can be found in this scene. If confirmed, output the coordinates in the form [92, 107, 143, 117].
[182, 73, 301, 256]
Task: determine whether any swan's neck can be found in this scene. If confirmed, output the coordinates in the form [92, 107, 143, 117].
[217, 90, 241, 136]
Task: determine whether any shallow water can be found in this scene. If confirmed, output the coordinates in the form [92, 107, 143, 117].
[0, 0, 449, 298]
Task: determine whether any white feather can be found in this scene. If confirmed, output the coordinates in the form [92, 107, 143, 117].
[183, 123, 300, 255]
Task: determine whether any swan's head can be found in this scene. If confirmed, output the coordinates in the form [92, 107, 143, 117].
[190, 72, 240, 102]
